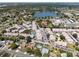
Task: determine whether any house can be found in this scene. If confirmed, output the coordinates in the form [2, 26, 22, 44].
[36, 30, 42, 41]
[41, 47, 49, 56]
[36, 43, 43, 49]
[31, 31, 36, 36]
[49, 34, 56, 41]
[64, 12, 73, 18]
[49, 52, 57, 57]
[19, 41, 26, 49]
[4, 33, 18, 37]
[32, 21, 37, 31]
[61, 53, 67, 57]
[0, 41, 5, 46]
[45, 28, 53, 34]
[27, 42, 35, 49]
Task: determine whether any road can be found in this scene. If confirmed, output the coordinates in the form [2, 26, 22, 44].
[67, 32, 78, 42]
[36, 22, 48, 43]
[0, 48, 33, 57]
[40, 28, 48, 42]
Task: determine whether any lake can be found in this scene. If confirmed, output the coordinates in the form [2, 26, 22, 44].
[34, 11, 57, 18]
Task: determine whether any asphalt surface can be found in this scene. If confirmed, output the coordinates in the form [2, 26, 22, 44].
[0, 48, 33, 57]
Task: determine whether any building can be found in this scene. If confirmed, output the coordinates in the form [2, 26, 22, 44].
[19, 41, 26, 49]
[49, 34, 56, 41]
[4, 33, 18, 37]
[32, 21, 37, 31]
[36, 30, 42, 41]
[41, 47, 49, 56]
[64, 12, 73, 18]
[61, 53, 67, 57]
[27, 42, 35, 49]
[45, 28, 53, 34]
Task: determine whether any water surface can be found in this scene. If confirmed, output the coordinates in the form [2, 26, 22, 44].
[34, 11, 57, 18]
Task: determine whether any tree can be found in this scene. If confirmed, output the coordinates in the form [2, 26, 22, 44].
[34, 48, 42, 57]
[31, 11, 35, 15]
[75, 42, 79, 46]
[9, 37, 17, 42]
[9, 23, 12, 26]
[75, 46, 79, 51]
[67, 52, 73, 57]
[60, 35, 65, 41]
[10, 43, 18, 50]
[0, 36, 7, 41]
[72, 33, 77, 39]
[25, 47, 34, 54]
[59, 49, 65, 53]
[1, 30, 6, 34]
[36, 20, 42, 27]
[0, 33, 2, 36]
[26, 36, 32, 43]
[43, 53, 49, 57]
[19, 35, 25, 39]
[48, 23, 54, 29]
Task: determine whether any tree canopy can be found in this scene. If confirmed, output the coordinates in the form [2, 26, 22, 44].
[60, 35, 65, 41]
[26, 36, 32, 43]
[10, 43, 18, 50]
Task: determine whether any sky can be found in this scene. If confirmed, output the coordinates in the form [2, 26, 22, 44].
[0, 0, 79, 2]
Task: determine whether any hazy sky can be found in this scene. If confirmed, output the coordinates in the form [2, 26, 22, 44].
[0, 0, 79, 2]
